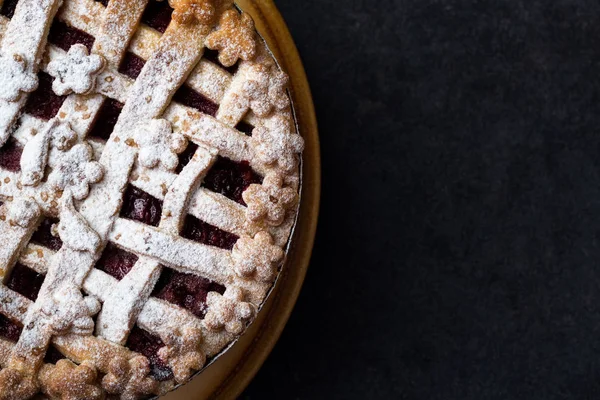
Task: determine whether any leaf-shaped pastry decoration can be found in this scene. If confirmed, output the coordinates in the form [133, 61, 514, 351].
[57, 196, 101, 253]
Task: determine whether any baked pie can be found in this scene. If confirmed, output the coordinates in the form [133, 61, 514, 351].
[0, 0, 304, 398]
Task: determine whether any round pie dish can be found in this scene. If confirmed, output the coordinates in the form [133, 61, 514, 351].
[0, 0, 319, 399]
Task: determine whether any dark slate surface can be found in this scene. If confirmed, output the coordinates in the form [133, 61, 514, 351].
[243, 1, 600, 399]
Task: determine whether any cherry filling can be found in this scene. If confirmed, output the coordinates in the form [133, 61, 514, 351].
[202, 156, 263, 205]
[173, 85, 219, 117]
[203, 48, 240, 75]
[94, 242, 139, 280]
[176, 142, 198, 173]
[141, 0, 174, 33]
[118, 52, 146, 80]
[48, 19, 95, 52]
[0, 0, 18, 19]
[120, 186, 163, 227]
[152, 267, 225, 318]
[181, 215, 239, 250]
[6, 263, 45, 301]
[88, 98, 124, 141]
[126, 326, 174, 381]
[31, 218, 63, 251]
[0, 314, 22, 342]
[235, 120, 255, 137]
[0, 140, 23, 172]
[44, 345, 66, 364]
[24, 72, 67, 120]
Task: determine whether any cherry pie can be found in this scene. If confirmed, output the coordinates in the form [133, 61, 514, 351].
[0, 0, 304, 398]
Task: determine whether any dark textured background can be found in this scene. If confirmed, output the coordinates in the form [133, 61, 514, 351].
[242, 0, 600, 399]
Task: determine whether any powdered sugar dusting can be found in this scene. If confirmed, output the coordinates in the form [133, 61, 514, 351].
[204, 287, 254, 335]
[47, 143, 104, 201]
[20, 118, 78, 187]
[40, 283, 101, 335]
[57, 196, 101, 253]
[0, 0, 62, 145]
[134, 118, 181, 171]
[6, 197, 41, 228]
[232, 231, 283, 283]
[93, 0, 150, 67]
[205, 10, 256, 67]
[243, 171, 298, 226]
[95, 258, 163, 345]
[0, 0, 304, 396]
[252, 112, 305, 173]
[0, 53, 38, 102]
[47, 44, 105, 96]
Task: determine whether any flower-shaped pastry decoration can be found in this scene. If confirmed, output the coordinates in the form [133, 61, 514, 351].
[232, 231, 284, 282]
[252, 114, 304, 173]
[40, 283, 101, 336]
[6, 198, 41, 228]
[204, 287, 255, 335]
[57, 195, 101, 253]
[50, 120, 78, 151]
[47, 44, 105, 96]
[0, 369, 38, 400]
[205, 10, 256, 67]
[243, 172, 298, 226]
[102, 355, 158, 400]
[39, 360, 104, 400]
[242, 63, 290, 117]
[135, 119, 184, 171]
[169, 0, 216, 25]
[47, 143, 103, 201]
[21, 118, 78, 187]
[158, 327, 206, 383]
[0, 53, 38, 102]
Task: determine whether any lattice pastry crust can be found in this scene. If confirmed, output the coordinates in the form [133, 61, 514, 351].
[0, 0, 304, 398]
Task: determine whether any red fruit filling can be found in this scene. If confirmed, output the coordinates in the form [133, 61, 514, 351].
[202, 156, 262, 205]
[176, 142, 198, 173]
[48, 19, 95, 52]
[118, 52, 146, 79]
[0, 0, 18, 18]
[6, 263, 45, 301]
[120, 185, 163, 227]
[88, 98, 124, 141]
[203, 48, 240, 75]
[126, 326, 174, 381]
[181, 215, 239, 250]
[94, 242, 139, 280]
[235, 120, 255, 137]
[0, 140, 23, 172]
[141, 0, 173, 33]
[0, 314, 22, 342]
[44, 345, 66, 364]
[173, 85, 219, 117]
[31, 218, 63, 251]
[24, 72, 67, 120]
[152, 267, 225, 318]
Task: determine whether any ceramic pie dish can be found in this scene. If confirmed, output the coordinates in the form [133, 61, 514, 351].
[0, 0, 319, 398]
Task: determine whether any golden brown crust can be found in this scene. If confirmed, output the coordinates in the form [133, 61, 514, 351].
[102, 356, 158, 399]
[0, 368, 38, 400]
[157, 327, 206, 383]
[39, 360, 104, 400]
[206, 10, 257, 67]
[169, 0, 216, 25]
[0, 0, 303, 397]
